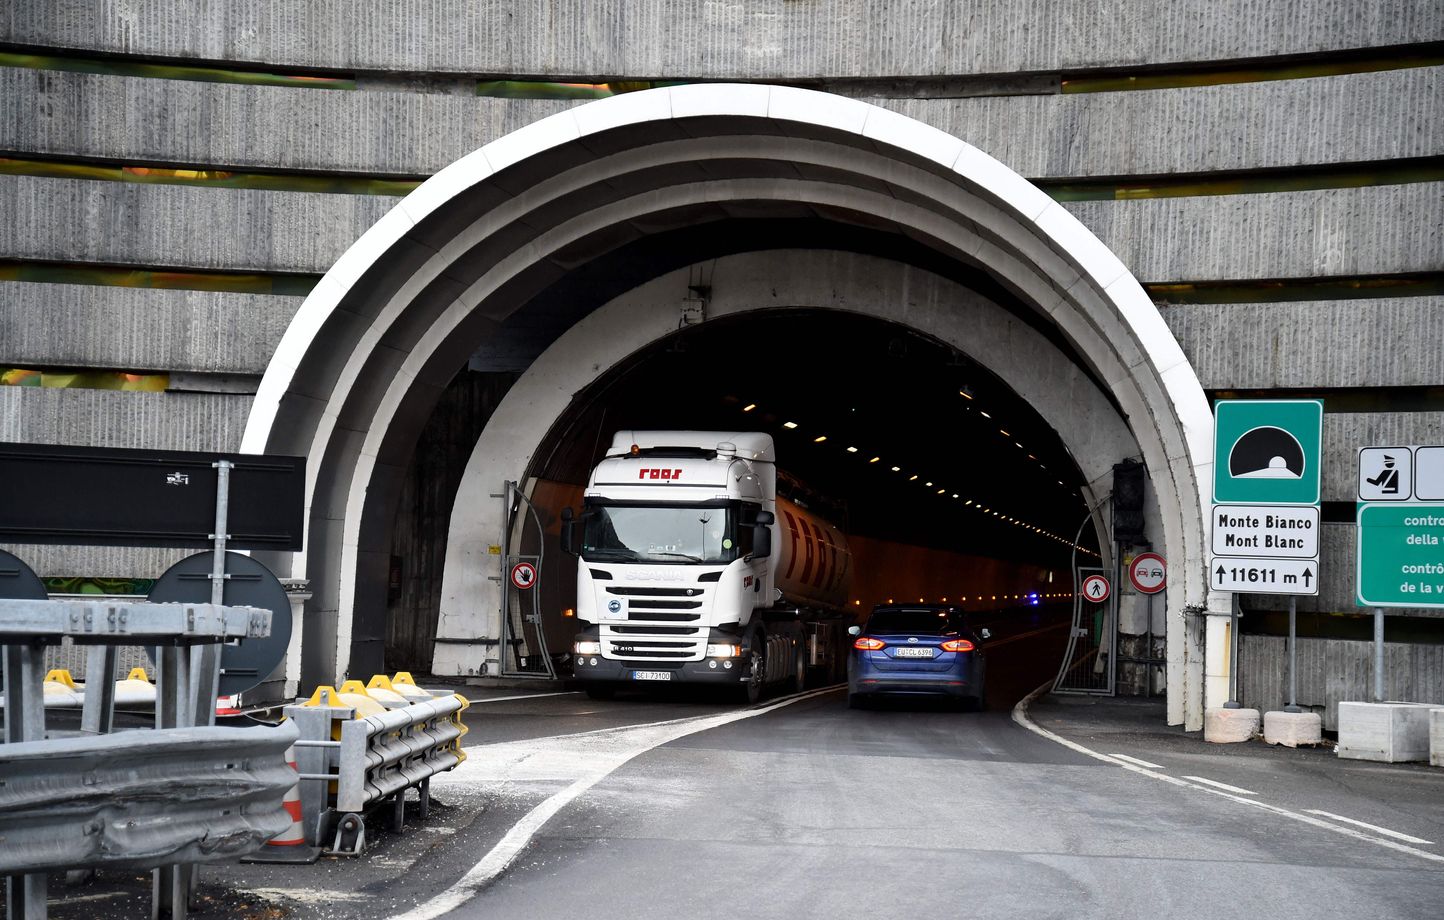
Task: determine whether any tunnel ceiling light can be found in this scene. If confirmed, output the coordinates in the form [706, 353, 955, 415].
[1015, 442, 1024, 449]
[980, 411, 991, 418]
[964, 500, 973, 505]
[742, 403, 756, 412]
[846, 446, 858, 453]
[925, 481, 933, 487]
[782, 421, 798, 429]
[814, 435, 827, 443]
[870, 456, 881, 463]
[890, 466, 901, 472]
[959, 389, 973, 400]
[1000, 430, 1010, 436]
[936, 489, 945, 494]
[909, 474, 918, 481]
[952, 493, 959, 498]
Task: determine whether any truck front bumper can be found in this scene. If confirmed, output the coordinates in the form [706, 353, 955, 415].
[572, 655, 748, 686]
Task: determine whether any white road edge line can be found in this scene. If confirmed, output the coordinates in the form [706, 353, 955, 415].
[1181, 775, 1257, 795]
[387, 684, 845, 920]
[1110, 753, 1165, 770]
[1305, 810, 1436, 845]
[1011, 682, 1444, 865]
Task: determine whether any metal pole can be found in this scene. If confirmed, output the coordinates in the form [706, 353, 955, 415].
[1223, 593, 1241, 708]
[1144, 592, 1154, 697]
[1284, 596, 1301, 713]
[209, 460, 233, 607]
[1373, 607, 1385, 702]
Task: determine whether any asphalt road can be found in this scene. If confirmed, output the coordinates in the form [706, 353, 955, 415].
[174, 621, 1444, 920]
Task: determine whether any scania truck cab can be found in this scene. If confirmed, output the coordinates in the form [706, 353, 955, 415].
[562, 431, 851, 702]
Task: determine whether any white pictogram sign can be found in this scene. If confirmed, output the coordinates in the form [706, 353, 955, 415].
[1081, 574, 1111, 603]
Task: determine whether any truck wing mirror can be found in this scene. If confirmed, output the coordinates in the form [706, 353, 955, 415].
[559, 506, 577, 556]
[751, 523, 772, 559]
[756, 511, 775, 525]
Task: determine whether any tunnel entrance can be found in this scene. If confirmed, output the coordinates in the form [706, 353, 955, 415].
[452, 307, 1105, 683]
[241, 84, 1213, 728]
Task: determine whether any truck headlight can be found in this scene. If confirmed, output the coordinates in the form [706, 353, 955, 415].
[575, 640, 602, 656]
[705, 643, 742, 658]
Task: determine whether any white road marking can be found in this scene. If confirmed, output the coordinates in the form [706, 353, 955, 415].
[1305, 810, 1435, 845]
[1011, 682, 1444, 866]
[1182, 776, 1257, 795]
[1110, 753, 1165, 770]
[388, 685, 844, 920]
[463, 691, 582, 704]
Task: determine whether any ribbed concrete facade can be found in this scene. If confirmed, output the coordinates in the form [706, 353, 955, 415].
[1, 2, 1440, 642]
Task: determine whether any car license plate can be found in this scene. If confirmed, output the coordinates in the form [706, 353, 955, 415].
[893, 647, 934, 659]
[631, 670, 673, 681]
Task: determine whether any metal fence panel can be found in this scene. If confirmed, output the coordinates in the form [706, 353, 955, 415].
[1239, 634, 1444, 730]
[0, 721, 297, 874]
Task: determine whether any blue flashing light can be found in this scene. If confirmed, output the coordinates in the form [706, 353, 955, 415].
[1028, 592, 1041, 606]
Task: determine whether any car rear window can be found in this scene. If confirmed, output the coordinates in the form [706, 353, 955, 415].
[866, 608, 953, 634]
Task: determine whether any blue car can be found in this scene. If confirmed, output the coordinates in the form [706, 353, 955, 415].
[847, 605, 988, 710]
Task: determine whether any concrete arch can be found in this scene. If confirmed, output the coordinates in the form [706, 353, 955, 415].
[438, 248, 1141, 668]
[240, 84, 1215, 727]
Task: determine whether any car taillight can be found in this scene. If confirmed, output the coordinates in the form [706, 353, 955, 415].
[940, 638, 975, 653]
[853, 637, 886, 651]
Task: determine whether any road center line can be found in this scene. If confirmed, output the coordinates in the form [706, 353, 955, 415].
[1305, 810, 1435, 845]
[1182, 775, 1257, 795]
[1011, 682, 1444, 866]
[1110, 753, 1165, 770]
[388, 685, 843, 920]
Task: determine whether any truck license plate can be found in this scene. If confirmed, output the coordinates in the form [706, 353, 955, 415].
[631, 670, 672, 681]
[893, 647, 934, 658]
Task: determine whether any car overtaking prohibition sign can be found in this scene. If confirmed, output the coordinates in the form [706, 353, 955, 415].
[1129, 553, 1166, 594]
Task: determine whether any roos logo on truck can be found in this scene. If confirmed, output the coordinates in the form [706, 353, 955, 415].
[639, 468, 683, 480]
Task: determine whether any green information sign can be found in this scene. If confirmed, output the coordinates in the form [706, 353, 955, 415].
[1356, 503, 1444, 609]
[1213, 400, 1323, 505]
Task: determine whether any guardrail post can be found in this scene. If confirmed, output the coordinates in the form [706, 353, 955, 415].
[286, 702, 350, 847]
[80, 644, 119, 734]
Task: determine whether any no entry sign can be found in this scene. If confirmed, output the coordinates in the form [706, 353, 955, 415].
[510, 561, 537, 590]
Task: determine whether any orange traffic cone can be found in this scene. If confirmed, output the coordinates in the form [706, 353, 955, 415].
[241, 744, 321, 864]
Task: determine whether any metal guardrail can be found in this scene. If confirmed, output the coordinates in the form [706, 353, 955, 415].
[0, 721, 298, 875]
[1, 597, 275, 920]
[286, 677, 469, 855]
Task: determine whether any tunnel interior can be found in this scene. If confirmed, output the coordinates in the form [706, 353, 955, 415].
[382, 224, 1114, 672]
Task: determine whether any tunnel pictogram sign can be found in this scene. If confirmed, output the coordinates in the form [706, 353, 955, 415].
[1213, 400, 1322, 506]
[1081, 574, 1110, 603]
[510, 561, 537, 590]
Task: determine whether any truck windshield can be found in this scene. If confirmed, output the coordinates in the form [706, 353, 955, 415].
[581, 503, 738, 565]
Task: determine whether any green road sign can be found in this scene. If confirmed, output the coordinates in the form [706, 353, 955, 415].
[1356, 503, 1444, 609]
[1213, 400, 1323, 505]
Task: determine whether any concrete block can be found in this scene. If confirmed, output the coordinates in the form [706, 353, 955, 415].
[1204, 707, 1260, 743]
[1338, 701, 1438, 762]
[1431, 709, 1444, 768]
[1263, 710, 1323, 747]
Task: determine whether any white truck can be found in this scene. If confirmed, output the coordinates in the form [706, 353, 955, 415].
[561, 431, 853, 702]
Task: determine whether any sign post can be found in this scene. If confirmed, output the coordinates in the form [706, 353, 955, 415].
[1356, 445, 1444, 702]
[1210, 400, 1323, 712]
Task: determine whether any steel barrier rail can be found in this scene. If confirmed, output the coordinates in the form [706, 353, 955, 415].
[286, 684, 468, 854]
[0, 720, 298, 875]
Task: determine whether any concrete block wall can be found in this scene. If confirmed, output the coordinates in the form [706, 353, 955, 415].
[0, 2, 1439, 628]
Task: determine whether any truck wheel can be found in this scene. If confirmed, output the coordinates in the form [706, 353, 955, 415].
[586, 685, 616, 701]
[739, 637, 765, 705]
[790, 643, 806, 694]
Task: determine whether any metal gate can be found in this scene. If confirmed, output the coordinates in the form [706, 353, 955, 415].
[1052, 565, 1117, 695]
[496, 480, 555, 678]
